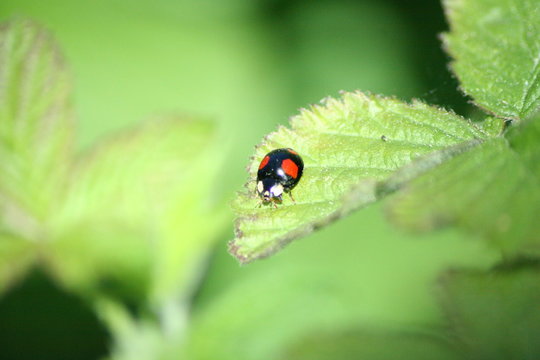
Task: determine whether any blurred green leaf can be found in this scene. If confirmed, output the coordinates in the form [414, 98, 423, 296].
[443, 0, 540, 119]
[231, 91, 491, 263]
[438, 261, 540, 359]
[282, 329, 458, 360]
[0, 18, 73, 218]
[0, 21, 230, 359]
[0, 19, 73, 289]
[386, 113, 540, 257]
[46, 116, 228, 306]
[0, 17, 230, 360]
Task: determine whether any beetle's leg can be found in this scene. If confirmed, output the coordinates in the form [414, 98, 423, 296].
[288, 191, 296, 204]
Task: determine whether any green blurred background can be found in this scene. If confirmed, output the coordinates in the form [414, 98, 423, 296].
[0, 1, 499, 359]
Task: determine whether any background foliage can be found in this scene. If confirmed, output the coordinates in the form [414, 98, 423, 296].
[0, 0, 538, 360]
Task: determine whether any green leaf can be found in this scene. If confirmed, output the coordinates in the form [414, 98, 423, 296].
[0, 18, 73, 220]
[47, 116, 228, 306]
[438, 261, 540, 359]
[0, 18, 73, 289]
[385, 113, 540, 257]
[282, 329, 458, 360]
[507, 109, 540, 178]
[443, 0, 540, 119]
[230, 91, 490, 263]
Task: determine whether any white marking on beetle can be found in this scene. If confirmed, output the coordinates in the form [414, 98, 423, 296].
[270, 184, 284, 197]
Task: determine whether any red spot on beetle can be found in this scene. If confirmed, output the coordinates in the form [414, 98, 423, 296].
[281, 158, 299, 178]
[258, 155, 270, 170]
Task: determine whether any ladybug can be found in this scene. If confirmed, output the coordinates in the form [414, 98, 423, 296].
[256, 148, 304, 205]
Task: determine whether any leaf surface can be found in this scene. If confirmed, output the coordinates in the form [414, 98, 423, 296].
[386, 113, 540, 257]
[231, 92, 491, 263]
[443, 0, 540, 119]
[0, 19, 73, 219]
[48, 116, 228, 306]
[0, 19, 73, 289]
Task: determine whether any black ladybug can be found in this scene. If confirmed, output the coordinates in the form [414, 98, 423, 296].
[256, 148, 304, 205]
